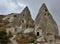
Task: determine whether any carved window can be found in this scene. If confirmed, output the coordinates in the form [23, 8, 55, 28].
[45, 9, 47, 11]
[14, 15, 17, 17]
[44, 13, 46, 15]
[37, 32, 39, 36]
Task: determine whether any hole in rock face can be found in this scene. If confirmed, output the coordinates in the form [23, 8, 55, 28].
[14, 15, 17, 17]
[44, 13, 46, 15]
[21, 20, 24, 23]
[45, 9, 47, 11]
[37, 32, 39, 36]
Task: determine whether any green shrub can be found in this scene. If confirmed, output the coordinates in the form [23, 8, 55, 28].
[28, 37, 35, 43]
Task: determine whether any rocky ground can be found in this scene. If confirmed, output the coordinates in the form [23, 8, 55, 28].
[15, 33, 36, 44]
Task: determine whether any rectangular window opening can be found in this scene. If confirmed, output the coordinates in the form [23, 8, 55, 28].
[37, 32, 39, 36]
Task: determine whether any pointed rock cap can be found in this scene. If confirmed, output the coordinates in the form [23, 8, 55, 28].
[41, 3, 47, 7]
[23, 6, 30, 12]
[24, 6, 29, 10]
[35, 3, 48, 20]
[40, 3, 47, 9]
[21, 6, 31, 17]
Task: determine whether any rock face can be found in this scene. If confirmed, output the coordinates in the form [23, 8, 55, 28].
[2, 4, 58, 35]
[3, 7, 34, 34]
[35, 3, 58, 35]
[3, 7, 34, 27]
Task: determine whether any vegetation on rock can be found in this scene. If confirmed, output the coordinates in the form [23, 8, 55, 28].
[0, 30, 10, 44]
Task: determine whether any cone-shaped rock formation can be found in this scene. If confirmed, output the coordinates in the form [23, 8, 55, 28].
[35, 3, 58, 35]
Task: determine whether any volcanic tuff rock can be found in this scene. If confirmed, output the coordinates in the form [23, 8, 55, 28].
[3, 7, 34, 28]
[35, 3, 58, 35]
[2, 3, 59, 35]
[3, 6, 34, 34]
[2, 3, 58, 35]
[0, 3, 59, 44]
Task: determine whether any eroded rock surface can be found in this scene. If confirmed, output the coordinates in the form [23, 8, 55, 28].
[35, 3, 58, 35]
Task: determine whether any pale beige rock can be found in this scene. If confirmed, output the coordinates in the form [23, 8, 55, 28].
[35, 3, 58, 35]
[3, 6, 34, 35]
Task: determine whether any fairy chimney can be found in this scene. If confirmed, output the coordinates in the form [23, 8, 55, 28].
[35, 3, 58, 36]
